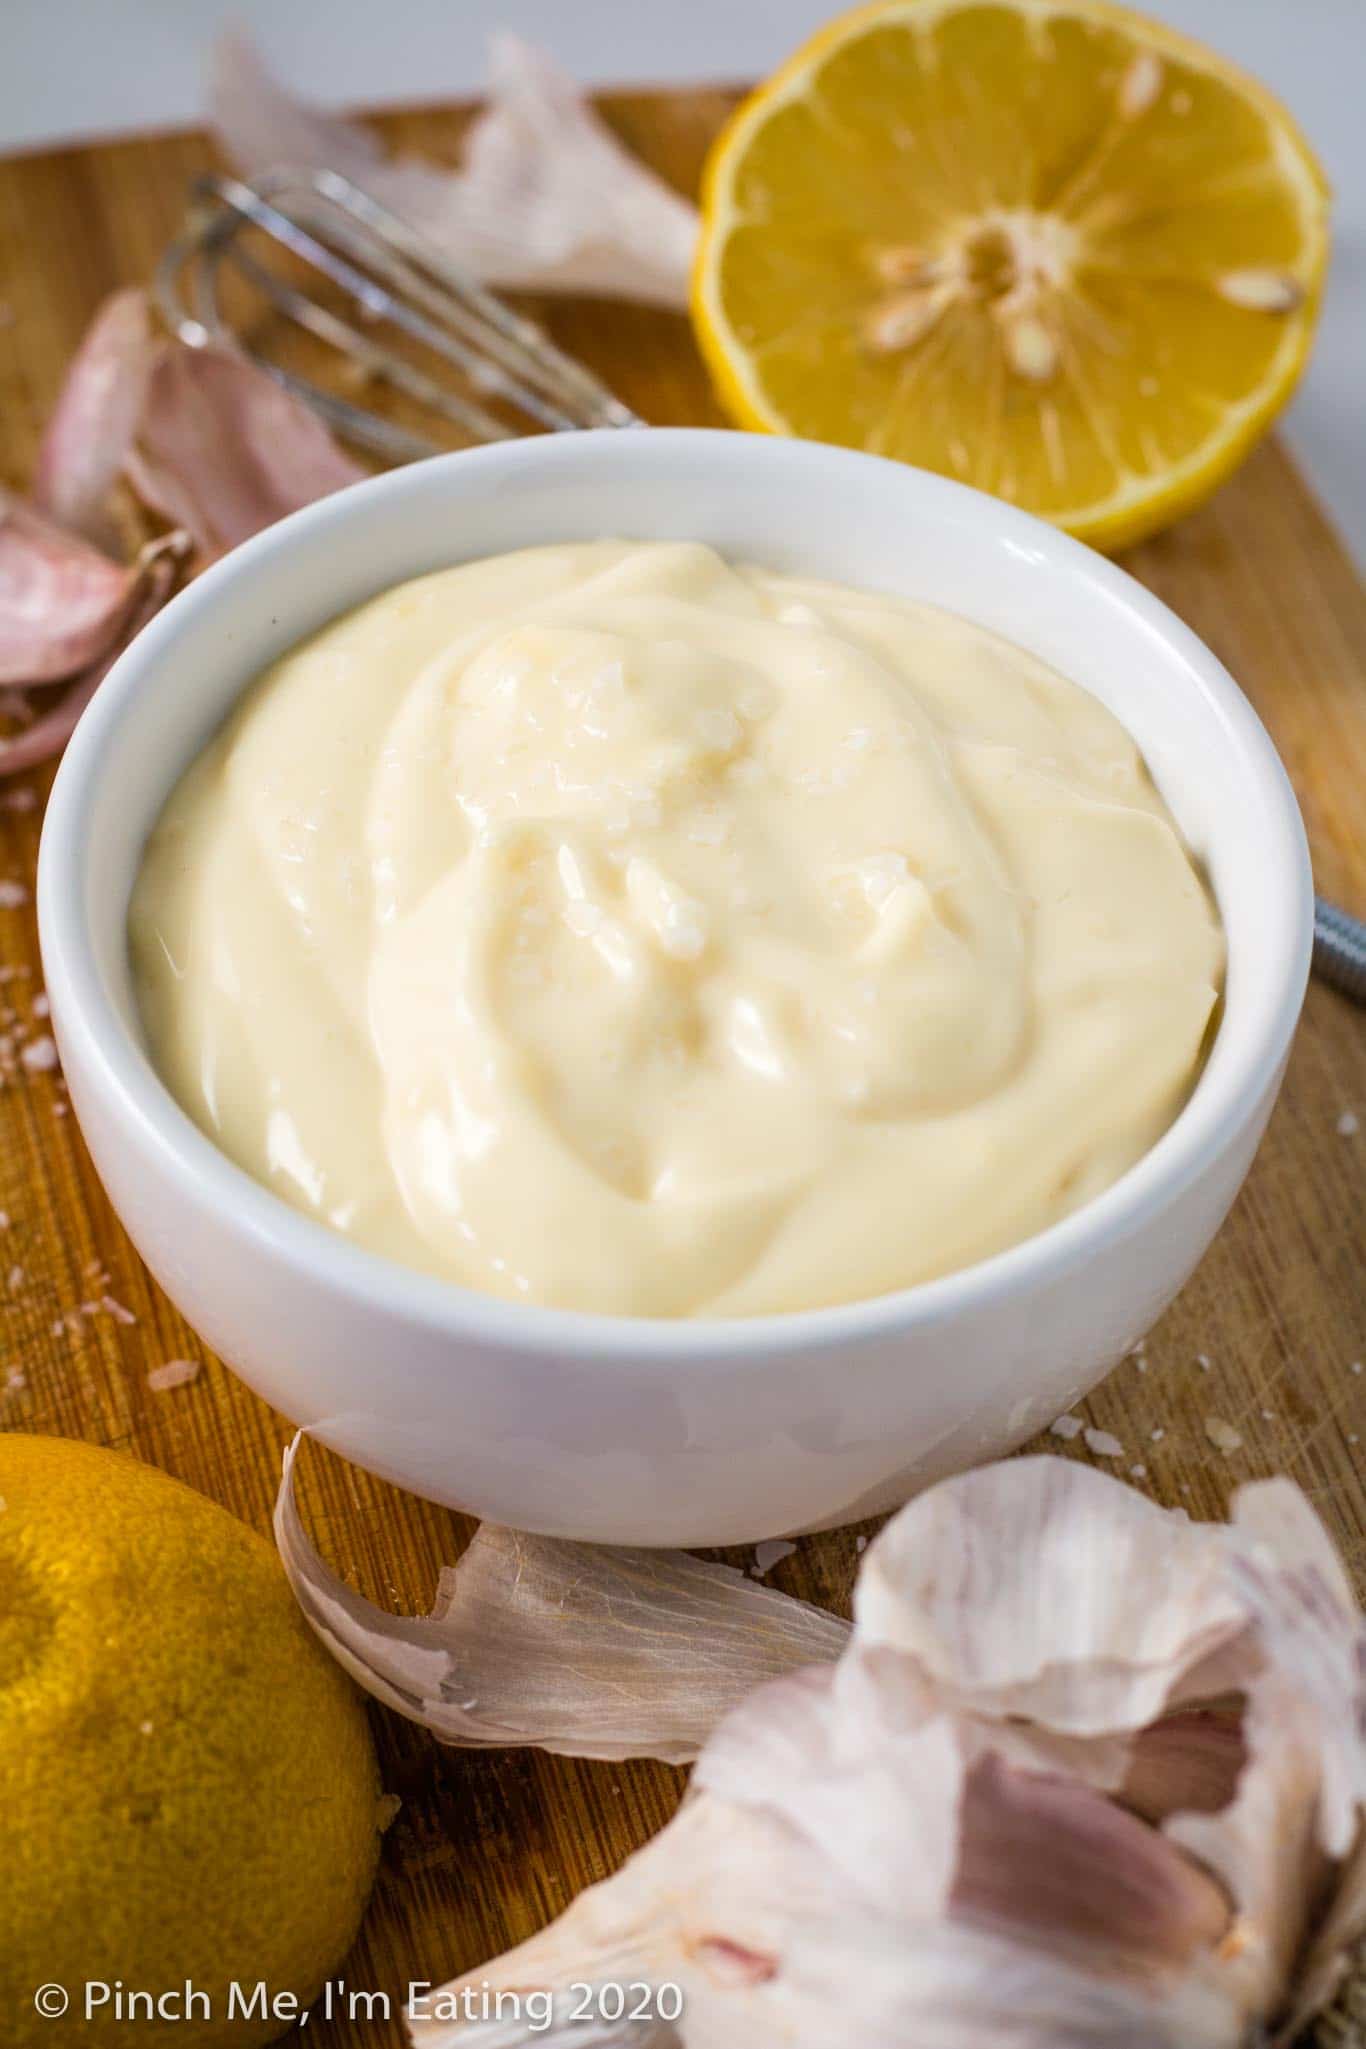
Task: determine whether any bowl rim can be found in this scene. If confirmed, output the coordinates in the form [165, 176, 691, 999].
[38, 429, 1314, 1364]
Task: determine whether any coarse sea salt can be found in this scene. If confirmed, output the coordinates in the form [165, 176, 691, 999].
[20, 1035, 58, 1073]
[147, 1358, 200, 1392]
[1049, 1414, 1084, 1441]
[0, 880, 29, 908]
[751, 1539, 797, 1579]
[1337, 1110, 1359, 1137]
[1204, 1416, 1243, 1454]
[1084, 1428, 1125, 1460]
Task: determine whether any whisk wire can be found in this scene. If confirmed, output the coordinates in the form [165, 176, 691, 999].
[157, 165, 642, 455]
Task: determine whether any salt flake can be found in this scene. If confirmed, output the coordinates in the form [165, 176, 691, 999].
[147, 1358, 200, 1392]
[1084, 1428, 1125, 1459]
[1204, 1416, 1243, 1455]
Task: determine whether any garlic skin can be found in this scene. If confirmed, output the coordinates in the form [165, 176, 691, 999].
[274, 1437, 850, 1766]
[210, 33, 699, 309]
[30, 288, 155, 554]
[2, 282, 366, 775]
[0, 529, 187, 776]
[394, 1458, 1365, 2048]
[125, 343, 365, 561]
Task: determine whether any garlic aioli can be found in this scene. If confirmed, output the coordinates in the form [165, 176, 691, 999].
[130, 542, 1223, 1316]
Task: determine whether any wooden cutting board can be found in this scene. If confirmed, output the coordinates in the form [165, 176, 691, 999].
[1, 87, 1363, 2046]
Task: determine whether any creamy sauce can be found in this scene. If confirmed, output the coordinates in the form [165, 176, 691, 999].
[130, 541, 1223, 1316]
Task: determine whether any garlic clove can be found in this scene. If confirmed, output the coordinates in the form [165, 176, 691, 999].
[952, 1750, 1231, 1974]
[1121, 1707, 1248, 1824]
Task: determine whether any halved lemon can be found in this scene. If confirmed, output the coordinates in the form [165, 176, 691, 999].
[693, 0, 1330, 549]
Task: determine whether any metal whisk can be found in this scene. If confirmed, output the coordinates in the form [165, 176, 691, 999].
[157, 166, 641, 459]
[158, 166, 1366, 1006]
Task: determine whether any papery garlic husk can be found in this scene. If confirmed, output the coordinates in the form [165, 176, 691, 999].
[125, 343, 366, 561]
[31, 287, 156, 553]
[404, 1457, 1365, 2048]
[1, 280, 365, 774]
[0, 492, 145, 688]
[275, 1437, 849, 1766]
[0, 530, 188, 775]
[210, 32, 699, 309]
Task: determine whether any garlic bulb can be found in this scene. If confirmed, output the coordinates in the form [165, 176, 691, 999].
[387, 1458, 1364, 2048]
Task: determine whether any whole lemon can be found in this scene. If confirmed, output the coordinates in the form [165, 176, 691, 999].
[0, 1433, 384, 2046]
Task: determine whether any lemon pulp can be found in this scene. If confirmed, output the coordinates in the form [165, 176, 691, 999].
[693, 0, 1330, 548]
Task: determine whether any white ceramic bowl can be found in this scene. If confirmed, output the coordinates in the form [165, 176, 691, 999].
[38, 430, 1311, 1545]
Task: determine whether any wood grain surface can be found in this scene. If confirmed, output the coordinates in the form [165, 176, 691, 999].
[1, 87, 1363, 2045]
